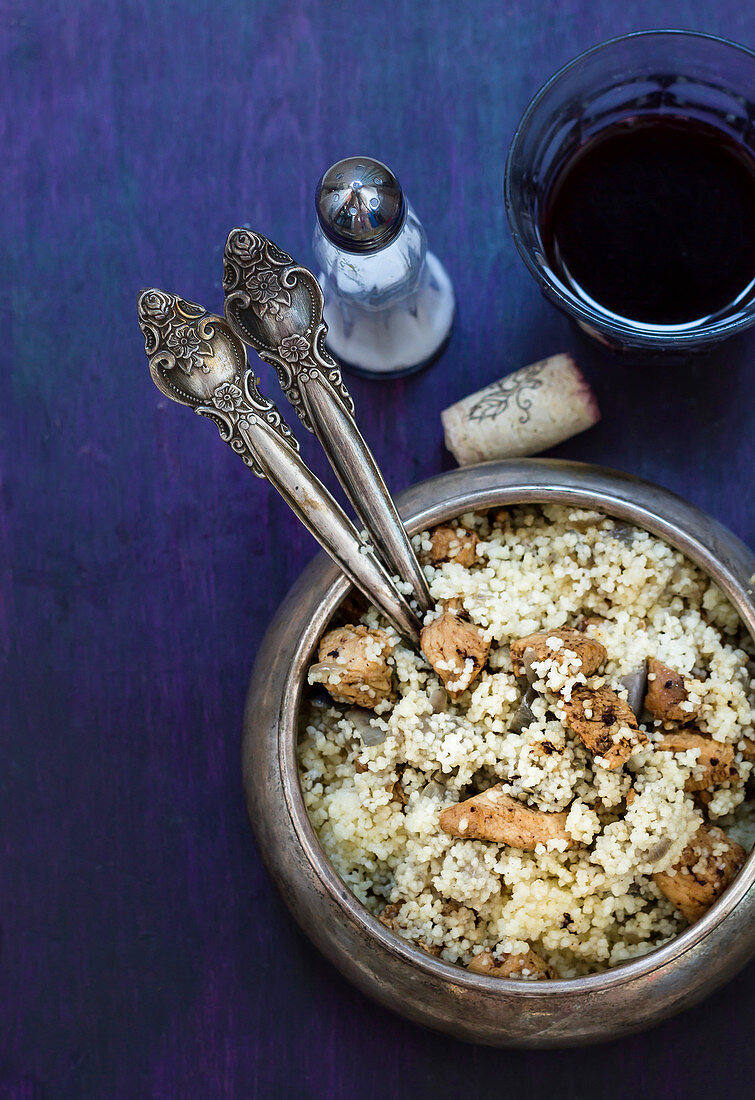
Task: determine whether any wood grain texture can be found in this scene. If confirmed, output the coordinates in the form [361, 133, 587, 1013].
[1, 0, 753, 1096]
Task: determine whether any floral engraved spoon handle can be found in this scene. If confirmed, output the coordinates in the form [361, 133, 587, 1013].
[137, 289, 422, 645]
[222, 229, 433, 615]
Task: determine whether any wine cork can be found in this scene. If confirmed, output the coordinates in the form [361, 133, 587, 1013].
[441, 354, 600, 466]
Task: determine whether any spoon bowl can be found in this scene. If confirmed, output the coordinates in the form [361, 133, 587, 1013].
[137, 289, 248, 409]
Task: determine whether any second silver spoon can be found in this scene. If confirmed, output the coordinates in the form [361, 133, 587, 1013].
[222, 229, 433, 615]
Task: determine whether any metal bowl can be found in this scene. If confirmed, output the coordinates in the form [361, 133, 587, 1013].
[243, 459, 755, 1047]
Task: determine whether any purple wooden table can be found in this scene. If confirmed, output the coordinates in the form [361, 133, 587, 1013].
[3, 1, 754, 1096]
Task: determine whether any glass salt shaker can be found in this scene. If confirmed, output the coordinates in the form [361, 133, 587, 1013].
[313, 157, 455, 376]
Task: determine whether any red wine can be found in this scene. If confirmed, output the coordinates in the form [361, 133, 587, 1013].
[542, 116, 755, 326]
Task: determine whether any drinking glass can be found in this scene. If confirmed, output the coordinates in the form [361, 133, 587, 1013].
[505, 30, 755, 356]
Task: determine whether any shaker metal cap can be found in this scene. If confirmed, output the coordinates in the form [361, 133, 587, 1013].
[315, 156, 406, 253]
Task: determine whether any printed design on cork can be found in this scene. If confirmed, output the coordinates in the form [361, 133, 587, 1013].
[465, 361, 548, 426]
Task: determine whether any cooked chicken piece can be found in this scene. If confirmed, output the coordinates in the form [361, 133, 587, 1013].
[738, 735, 755, 764]
[468, 948, 555, 980]
[562, 685, 648, 770]
[657, 730, 738, 791]
[644, 658, 700, 724]
[510, 627, 606, 679]
[421, 613, 490, 700]
[424, 525, 479, 567]
[653, 824, 746, 923]
[439, 786, 573, 850]
[309, 625, 394, 710]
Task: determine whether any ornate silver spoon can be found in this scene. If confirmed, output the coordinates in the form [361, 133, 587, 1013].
[137, 288, 422, 645]
[222, 229, 433, 615]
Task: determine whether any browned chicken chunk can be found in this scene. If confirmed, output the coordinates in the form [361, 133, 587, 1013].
[439, 786, 573, 850]
[468, 948, 555, 980]
[309, 625, 394, 710]
[644, 657, 700, 724]
[510, 627, 606, 679]
[657, 730, 738, 791]
[738, 735, 755, 764]
[653, 824, 746, 923]
[423, 524, 479, 567]
[562, 685, 648, 769]
[421, 613, 490, 700]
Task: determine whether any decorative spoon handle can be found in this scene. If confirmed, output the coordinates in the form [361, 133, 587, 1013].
[137, 289, 422, 645]
[222, 229, 433, 615]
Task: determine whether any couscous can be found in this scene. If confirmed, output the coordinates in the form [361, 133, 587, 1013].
[299, 505, 754, 979]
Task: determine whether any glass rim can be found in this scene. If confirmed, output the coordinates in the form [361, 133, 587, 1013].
[504, 29, 755, 347]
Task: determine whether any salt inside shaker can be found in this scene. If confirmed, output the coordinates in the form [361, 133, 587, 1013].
[313, 157, 455, 376]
